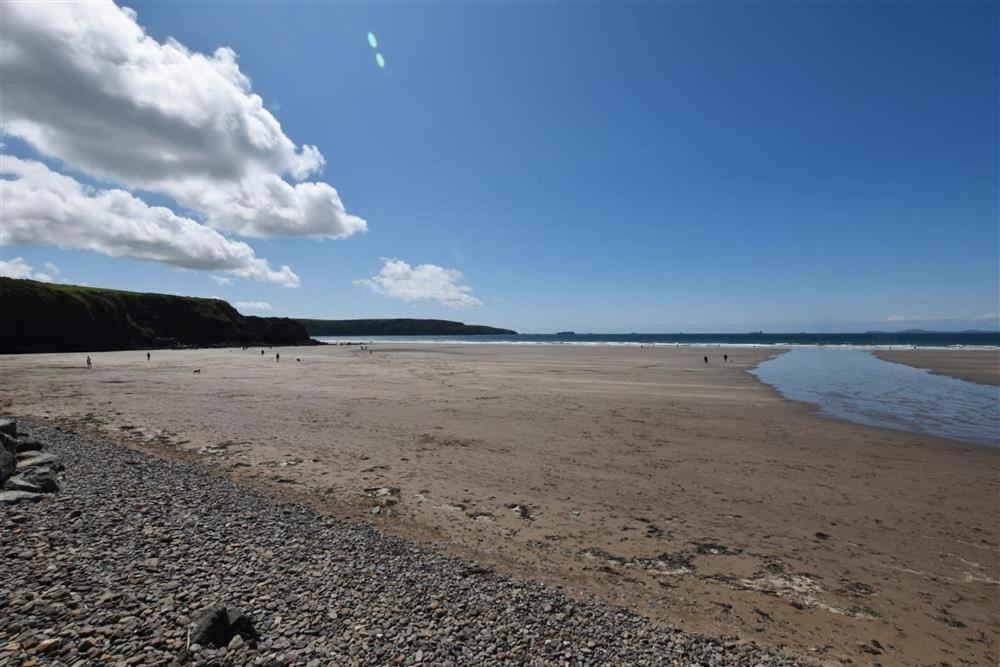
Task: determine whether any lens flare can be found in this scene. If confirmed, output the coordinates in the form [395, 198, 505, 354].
[367, 32, 378, 49]
[375, 53, 385, 68]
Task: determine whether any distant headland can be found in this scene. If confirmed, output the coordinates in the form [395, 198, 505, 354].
[0, 278, 313, 353]
[297, 319, 517, 337]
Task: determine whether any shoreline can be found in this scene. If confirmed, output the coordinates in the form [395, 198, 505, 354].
[2, 344, 997, 664]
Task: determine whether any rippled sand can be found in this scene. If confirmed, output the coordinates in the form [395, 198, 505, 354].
[1, 344, 997, 665]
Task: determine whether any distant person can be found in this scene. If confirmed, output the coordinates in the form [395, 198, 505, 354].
[723, 354, 728, 363]
[261, 349, 265, 356]
[703, 356, 708, 364]
[276, 352, 280, 362]
[86, 356, 92, 369]
[147, 352, 151, 362]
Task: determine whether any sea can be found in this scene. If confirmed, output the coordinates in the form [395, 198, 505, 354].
[314, 331, 1000, 348]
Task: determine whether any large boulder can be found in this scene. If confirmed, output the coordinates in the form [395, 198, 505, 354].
[6, 467, 60, 494]
[0, 418, 16, 438]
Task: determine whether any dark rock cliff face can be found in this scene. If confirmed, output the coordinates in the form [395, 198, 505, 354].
[296, 318, 516, 336]
[0, 278, 313, 352]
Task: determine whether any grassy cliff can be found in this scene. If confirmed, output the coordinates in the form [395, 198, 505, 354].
[296, 318, 516, 336]
[0, 278, 312, 352]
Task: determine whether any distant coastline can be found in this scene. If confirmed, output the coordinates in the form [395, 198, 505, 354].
[313, 332, 1000, 348]
[297, 318, 516, 336]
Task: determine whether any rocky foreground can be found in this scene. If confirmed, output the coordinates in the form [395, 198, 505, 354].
[1, 422, 796, 666]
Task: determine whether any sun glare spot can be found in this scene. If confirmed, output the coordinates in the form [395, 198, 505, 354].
[376, 53, 385, 68]
[367, 32, 378, 49]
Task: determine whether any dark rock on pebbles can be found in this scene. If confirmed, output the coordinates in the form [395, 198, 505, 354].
[190, 605, 258, 648]
[6, 466, 60, 493]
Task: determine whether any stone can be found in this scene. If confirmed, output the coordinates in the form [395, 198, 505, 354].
[0, 446, 14, 488]
[35, 638, 60, 653]
[0, 417, 16, 437]
[189, 605, 256, 648]
[16, 437, 44, 453]
[0, 431, 18, 455]
[0, 490, 42, 505]
[6, 467, 60, 494]
[15, 452, 64, 472]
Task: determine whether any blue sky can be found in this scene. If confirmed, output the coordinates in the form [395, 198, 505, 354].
[2, 1, 997, 332]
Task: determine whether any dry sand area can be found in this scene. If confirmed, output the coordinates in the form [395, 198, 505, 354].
[1, 345, 997, 665]
[874, 349, 1000, 386]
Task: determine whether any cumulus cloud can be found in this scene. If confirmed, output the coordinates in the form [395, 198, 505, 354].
[0, 157, 299, 286]
[355, 259, 481, 308]
[210, 275, 234, 285]
[234, 301, 272, 311]
[0, 1, 367, 239]
[0, 257, 54, 282]
[44, 262, 60, 275]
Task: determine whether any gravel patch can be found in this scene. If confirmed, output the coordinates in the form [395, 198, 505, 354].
[1, 420, 797, 666]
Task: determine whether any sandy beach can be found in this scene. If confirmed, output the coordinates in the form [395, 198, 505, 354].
[874, 349, 1000, 386]
[1, 344, 997, 665]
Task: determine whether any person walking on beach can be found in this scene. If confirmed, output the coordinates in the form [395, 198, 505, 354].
[723, 354, 728, 363]
[86, 356, 92, 369]
[703, 356, 708, 364]
[275, 352, 280, 362]
[261, 349, 264, 356]
[147, 352, 150, 362]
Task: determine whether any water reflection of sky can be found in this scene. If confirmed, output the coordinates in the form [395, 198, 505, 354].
[751, 349, 1000, 446]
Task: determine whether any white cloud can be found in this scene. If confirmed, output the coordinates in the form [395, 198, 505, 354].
[0, 257, 54, 282]
[234, 301, 272, 311]
[882, 313, 1000, 324]
[355, 259, 481, 308]
[210, 274, 234, 285]
[0, 157, 299, 287]
[881, 314, 928, 322]
[0, 1, 367, 239]
[43, 261, 60, 275]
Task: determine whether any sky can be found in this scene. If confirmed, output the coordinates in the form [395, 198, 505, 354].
[1, 1, 997, 333]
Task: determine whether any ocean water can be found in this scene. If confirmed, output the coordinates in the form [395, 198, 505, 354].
[751, 348, 1000, 446]
[315, 331, 1000, 348]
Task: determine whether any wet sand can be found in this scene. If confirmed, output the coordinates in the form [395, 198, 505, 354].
[874, 349, 1000, 386]
[1, 344, 997, 665]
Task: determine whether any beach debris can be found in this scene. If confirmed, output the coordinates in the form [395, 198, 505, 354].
[694, 541, 741, 556]
[504, 502, 535, 521]
[364, 485, 400, 506]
